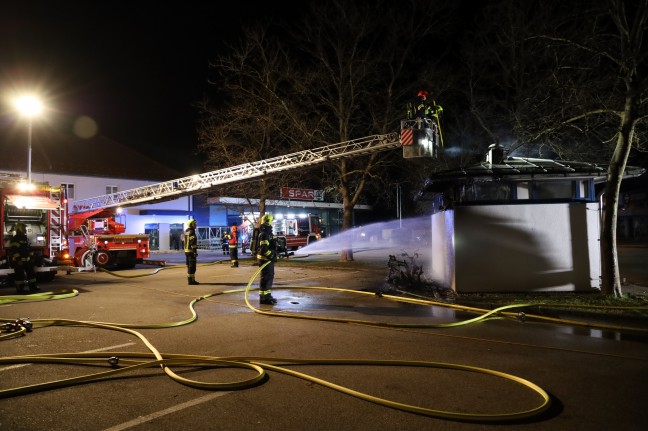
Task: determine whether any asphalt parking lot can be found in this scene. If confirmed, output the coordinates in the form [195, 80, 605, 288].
[0, 246, 646, 431]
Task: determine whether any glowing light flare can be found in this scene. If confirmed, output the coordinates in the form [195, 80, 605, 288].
[17, 182, 36, 191]
[14, 95, 43, 117]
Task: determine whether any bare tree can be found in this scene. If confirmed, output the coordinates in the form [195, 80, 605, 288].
[195, 0, 472, 262]
[526, 0, 648, 296]
[465, 0, 648, 296]
[196, 25, 314, 224]
[597, 0, 648, 295]
[286, 0, 452, 260]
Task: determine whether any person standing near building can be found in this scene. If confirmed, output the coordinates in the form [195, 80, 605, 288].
[222, 230, 231, 255]
[256, 214, 277, 305]
[183, 219, 200, 285]
[9, 222, 39, 294]
[229, 225, 239, 268]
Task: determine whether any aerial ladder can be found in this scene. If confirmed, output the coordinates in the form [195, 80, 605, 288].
[69, 132, 414, 213]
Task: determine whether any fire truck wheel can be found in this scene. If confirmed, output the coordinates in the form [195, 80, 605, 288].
[93, 251, 112, 267]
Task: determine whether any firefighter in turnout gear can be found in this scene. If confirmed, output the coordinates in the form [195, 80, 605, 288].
[407, 90, 443, 123]
[257, 214, 277, 305]
[221, 230, 230, 255]
[228, 225, 239, 268]
[183, 219, 200, 285]
[414, 90, 429, 119]
[8, 222, 39, 294]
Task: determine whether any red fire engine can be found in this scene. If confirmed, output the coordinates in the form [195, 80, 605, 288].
[0, 177, 66, 283]
[272, 213, 322, 251]
[67, 209, 150, 269]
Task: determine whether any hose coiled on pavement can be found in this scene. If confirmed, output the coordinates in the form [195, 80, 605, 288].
[0, 263, 554, 422]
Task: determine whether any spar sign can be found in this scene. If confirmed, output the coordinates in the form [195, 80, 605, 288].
[280, 187, 324, 201]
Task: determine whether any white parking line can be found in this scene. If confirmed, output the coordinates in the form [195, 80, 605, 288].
[0, 342, 136, 371]
[102, 392, 231, 431]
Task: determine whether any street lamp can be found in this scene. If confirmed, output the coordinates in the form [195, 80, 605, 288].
[14, 95, 43, 183]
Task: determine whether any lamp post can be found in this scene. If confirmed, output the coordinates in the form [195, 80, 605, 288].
[15, 95, 43, 183]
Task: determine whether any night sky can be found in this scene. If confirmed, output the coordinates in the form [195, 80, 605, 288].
[0, 1, 292, 174]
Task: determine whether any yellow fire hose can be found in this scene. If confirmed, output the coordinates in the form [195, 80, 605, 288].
[0, 260, 645, 422]
[96, 258, 648, 333]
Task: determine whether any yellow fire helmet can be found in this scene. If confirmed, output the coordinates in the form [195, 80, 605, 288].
[262, 214, 273, 225]
[186, 219, 197, 229]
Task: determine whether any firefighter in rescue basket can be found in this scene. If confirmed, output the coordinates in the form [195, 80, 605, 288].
[404, 90, 444, 158]
[8, 222, 40, 294]
[407, 90, 443, 123]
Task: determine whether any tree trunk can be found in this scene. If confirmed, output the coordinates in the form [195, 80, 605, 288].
[339, 193, 355, 261]
[600, 92, 638, 296]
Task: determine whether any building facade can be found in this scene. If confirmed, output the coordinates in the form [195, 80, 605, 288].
[418, 144, 646, 293]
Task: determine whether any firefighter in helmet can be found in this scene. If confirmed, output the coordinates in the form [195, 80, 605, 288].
[221, 229, 230, 255]
[415, 90, 430, 119]
[408, 90, 443, 123]
[9, 222, 39, 294]
[256, 214, 278, 305]
[228, 225, 239, 268]
[183, 219, 200, 285]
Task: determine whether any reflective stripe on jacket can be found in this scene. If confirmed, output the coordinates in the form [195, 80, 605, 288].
[184, 228, 198, 254]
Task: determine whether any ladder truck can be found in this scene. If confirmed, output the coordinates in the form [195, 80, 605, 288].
[0, 117, 438, 284]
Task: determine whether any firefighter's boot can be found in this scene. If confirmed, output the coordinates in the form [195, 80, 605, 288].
[188, 277, 200, 285]
[259, 294, 277, 305]
[16, 281, 27, 295]
[28, 282, 40, 293]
